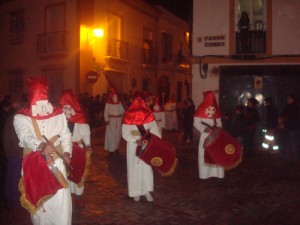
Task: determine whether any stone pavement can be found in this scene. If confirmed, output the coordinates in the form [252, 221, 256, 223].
[1, 125, 300, 225]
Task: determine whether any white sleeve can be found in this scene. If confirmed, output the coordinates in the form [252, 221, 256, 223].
[13, 114, 43, 151]
[193, 117, 206, 133]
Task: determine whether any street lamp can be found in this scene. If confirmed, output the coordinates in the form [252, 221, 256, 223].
[87, 27, 104, 43]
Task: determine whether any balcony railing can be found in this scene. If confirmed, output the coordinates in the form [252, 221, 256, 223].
[107, 38, 129, 60]
[235, 30, 266, 54]
[37, 31, 67, 54]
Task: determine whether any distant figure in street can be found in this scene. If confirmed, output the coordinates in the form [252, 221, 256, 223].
[164, 94, 178, 131]
[264, 97, 278, 130]
[104, 87, 125, 155]
[3, 101, 22, 210]
[152, 96, 165, 135]
[182, 98, 195, 143]
[280, 94, 300, 162]
[232, 104, 246, 147]
[122, 97, 161, 202]
[193, 91, 224, 179]
[244, 97, 261, 157]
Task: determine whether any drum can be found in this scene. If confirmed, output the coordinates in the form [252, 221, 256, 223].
[136, 133, 178, 176]
[204, 128, 243, 170]
[67, 143, 92, 187]
[19, 151, 66, 214]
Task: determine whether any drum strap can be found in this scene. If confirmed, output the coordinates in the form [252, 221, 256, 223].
[201, 119, 217, 129]
[23, 119, 60, 156]
[136, 125, 147, 136]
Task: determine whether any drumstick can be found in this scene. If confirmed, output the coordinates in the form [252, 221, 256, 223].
[42, 135, 73, 175]
[201, 121, 217, 129]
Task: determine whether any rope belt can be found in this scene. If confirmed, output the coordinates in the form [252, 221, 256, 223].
[109, 115, 122, 118]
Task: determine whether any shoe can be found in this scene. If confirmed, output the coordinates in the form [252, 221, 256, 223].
[133, 196, 140, 201]
[145, 192, 153, 202]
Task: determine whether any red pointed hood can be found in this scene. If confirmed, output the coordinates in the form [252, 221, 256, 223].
[60, 90, 88, 124]
[194, 91, 221, 119]
[17, 76, 62, 120]
[106, 87, 120, 104]
[123, 97, 155, 125]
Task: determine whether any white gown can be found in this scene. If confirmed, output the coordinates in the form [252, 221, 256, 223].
[193, 117, 224, 179]
[122, 121, 161, 197]
[68, 123, 91, 195]
[164, 102, 178, 130]
[104, 102, 125, 152]
[153, 111, 165, 135]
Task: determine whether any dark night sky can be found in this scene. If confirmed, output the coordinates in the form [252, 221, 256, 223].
[143, 0, 193, 22]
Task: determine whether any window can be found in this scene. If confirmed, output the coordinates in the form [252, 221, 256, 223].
[37, 3, 67, 53]
[142, 27, 155, 65]
[236, 0, 266, 31]
[46, 3, 65, 33]
[108, 12, 121, 40]
[235, 0, 266, 54]
[161, 32, 172, 63]
[10, 10, 24, 44]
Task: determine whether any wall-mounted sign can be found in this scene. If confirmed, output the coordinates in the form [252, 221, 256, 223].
[86, 70, 98, 84]
[255, 76, 262, 89]
[198, 35, 225, 47]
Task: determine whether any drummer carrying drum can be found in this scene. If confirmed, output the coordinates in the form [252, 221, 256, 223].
[193, 91, 225, 179]
[122, 97, 161, 202]
[14, 76, 72, 225]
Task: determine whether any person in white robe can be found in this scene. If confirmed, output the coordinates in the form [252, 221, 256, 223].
[122, 97, 161, 202]
[164, 94, 178, 131]
[152, 96, 165, 135]
[13, 77, 72, 225]
[60, 90, 92, 208]
[104, 87, 125, 154]
[193, 91, 224, 179]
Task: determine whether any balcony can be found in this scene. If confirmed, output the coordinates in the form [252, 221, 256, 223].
[36, 31, 68, 58]
[235, 30, 266, 54]
[104, 38, 129, 73]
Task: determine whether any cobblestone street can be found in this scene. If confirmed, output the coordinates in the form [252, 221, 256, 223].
[1, 125, 300, 225]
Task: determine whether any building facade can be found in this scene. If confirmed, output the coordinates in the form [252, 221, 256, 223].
[192, 0, 300, 115]
[0, 0, 191, 105]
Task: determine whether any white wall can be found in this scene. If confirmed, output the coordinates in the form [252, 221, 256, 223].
[272, 0, 300, 55]
[192, 64, 220, 107]
[193, 0, 230, 56]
